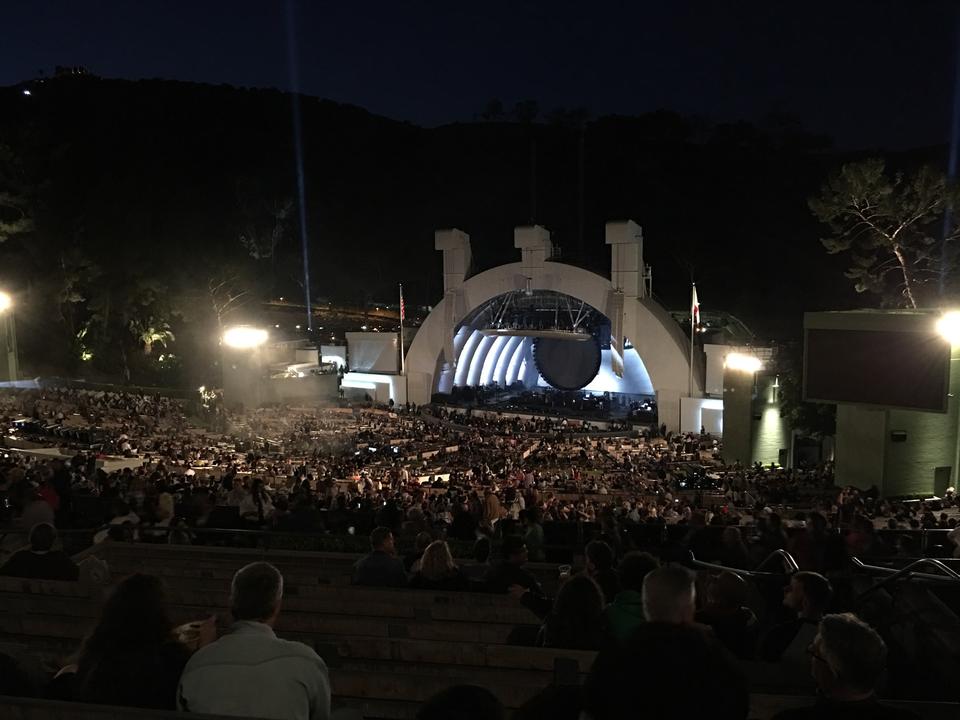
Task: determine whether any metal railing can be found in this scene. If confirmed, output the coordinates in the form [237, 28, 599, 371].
[755, 548, 800, 574]
[687, 549, 799, 579]
[853, 556, 960, 598]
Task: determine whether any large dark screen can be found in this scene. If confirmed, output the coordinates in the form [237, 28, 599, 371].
[534, 337, 602, 391]
[804, 328, 950, 411]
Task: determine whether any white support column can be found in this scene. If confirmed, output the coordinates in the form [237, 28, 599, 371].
[435, 229, 472, 370]
[605, 220, 642, 380]
[514, 225, 553, 276]
[608, 289, 625, 378]
[435, 228, 472, 294]
[605, 220, 644, 300]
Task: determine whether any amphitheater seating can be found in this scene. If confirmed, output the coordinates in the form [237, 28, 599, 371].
[0, 575, 548, 660]
[0, 696, 269, 720]
[2, 692, 957, 720]
[72, 543, 563, 594]
[748, 695, 957, 720]
[0, 573, 855, 714]
[0, 564, 590, 714]
[5, 543, 958, 718]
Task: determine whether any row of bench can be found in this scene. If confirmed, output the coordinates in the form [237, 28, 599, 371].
[1, 543, 956, 718]
[3, 691, 955, 720]
[73, 542, 564, 594]
[2, 544, 582, 716]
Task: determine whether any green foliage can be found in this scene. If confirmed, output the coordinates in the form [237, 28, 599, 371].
[0, 113, 279, 385]
[0, 144, 34, 244]
[512, 99, 539, 124]
[81, 274, 179, 380]
[545, 106, 591, 127]
[0, 77, 876, 383]
[479, 98, 505, 121]
[130, 317, 175, 355]
[809, 159, 959, 308]
[236, 177, 294, 262]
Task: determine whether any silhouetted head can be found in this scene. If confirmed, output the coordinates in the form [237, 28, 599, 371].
[417, 685, 505, 720]
[29, 522, 57, 552]
[642, 565, 696, 624]
[231, 562, 284, 625]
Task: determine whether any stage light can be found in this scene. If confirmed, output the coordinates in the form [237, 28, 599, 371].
[724, 352, 762, 373]
[0, 291, 12, 313]
[223, 326, 268, 349]
[937, 311, 960, 346]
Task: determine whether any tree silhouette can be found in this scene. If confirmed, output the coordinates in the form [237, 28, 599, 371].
[479, 98, 505, 122]
[0, 144, 34, 244]
[512, 100, 539, 124]
[810, 159, 959, 308]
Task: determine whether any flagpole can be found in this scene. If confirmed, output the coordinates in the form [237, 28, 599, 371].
[399, 284, 405, 376]
[399, 283, 408, 407]
[688, 282, 695, 398]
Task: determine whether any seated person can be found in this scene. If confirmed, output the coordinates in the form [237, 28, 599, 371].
[581, 622, 748, 719]
[461, 537, 492, 583]
[695, 571, 758, 660]
[352, 526, 408, 588]
[759, 571, 832, 662]
[537, 575, 606, 650]
[585, 540, 620, 604]
[485, 535, 551, 618]
[409, 540, 469, 591]
[58, 574, 193, 709]
[642, 564, 697, 625]
[178, 562, 331, 720]
[513, 686, 582, 720]
[605, 552, 659, 644]
[405, 531, 434, 573]
[0, 523, 79, 581]
[771, 613, 920, 719]
[522, 508, 545, 562]
[418, 684, 505, 720]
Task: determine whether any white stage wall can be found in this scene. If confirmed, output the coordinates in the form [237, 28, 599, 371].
[320, 345, 347, 369]
[346, 332, 399, 373]
[680, 396, 724, 434]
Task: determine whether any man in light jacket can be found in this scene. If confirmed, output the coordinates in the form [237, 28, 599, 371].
[177, 562, 331, 720]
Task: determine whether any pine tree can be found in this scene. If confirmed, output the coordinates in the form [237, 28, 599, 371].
[809, 159, 960, 308]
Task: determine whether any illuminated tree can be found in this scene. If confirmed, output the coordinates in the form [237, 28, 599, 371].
[809, 159, 960, 308]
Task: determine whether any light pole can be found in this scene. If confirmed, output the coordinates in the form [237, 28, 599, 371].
[0, 291, 18, 383]
[221, 326, 269, 409]
[721, 352, 763, 466]
[936, 311, 960, 489]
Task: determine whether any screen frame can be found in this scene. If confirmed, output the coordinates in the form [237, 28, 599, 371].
[802, 311, 952, 414]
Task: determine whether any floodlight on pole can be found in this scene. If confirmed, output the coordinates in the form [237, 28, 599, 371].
[222, 326, 268, 349]
[0, 290, 17, 382]
[724, 352, 762, 373]
[937, 311, 960, 347]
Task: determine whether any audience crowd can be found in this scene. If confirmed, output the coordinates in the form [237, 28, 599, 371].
[0, 386, 949, 718]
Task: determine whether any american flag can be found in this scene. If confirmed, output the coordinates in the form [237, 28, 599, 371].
[691, 283, 700, 326]
[399, 286, 405, 322]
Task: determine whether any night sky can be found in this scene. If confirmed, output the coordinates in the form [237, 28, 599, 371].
[1, 0, 958, 149]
